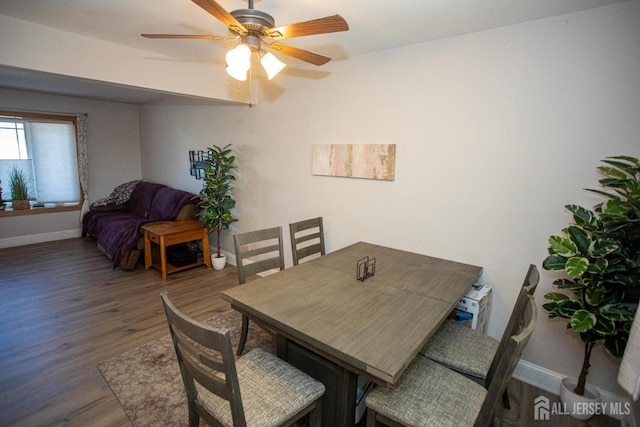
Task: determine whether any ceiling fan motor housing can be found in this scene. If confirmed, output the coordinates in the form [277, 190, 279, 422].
[230, 9, 277, 51]
[230, 9, 275, 31]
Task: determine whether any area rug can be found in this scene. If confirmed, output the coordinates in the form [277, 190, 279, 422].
[98, 310, 275, 427]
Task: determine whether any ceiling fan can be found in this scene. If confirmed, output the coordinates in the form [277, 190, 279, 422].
[142, 0, 349, 80]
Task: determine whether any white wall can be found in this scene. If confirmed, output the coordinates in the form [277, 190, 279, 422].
[0, 88, 142, 245]
[139, 1, 640, 397]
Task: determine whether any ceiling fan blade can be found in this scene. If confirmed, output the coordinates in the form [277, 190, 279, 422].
[266, 15, 348, 40]
[191, 0, 248, 35]
[267, 42, 331, 66]
[141, 33, 232, 40]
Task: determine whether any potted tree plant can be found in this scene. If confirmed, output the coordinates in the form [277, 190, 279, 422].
[543, 155, 640, 419]
[9, 167, 31, 210]
[196, 144, 238, 270]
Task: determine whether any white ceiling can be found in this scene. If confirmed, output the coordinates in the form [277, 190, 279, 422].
[0, 0, 630, 104]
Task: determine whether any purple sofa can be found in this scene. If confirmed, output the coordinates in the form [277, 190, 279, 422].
[82, 181, 199, 269]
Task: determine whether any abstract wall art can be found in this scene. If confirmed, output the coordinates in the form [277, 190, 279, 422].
[311, 144, 396, 181]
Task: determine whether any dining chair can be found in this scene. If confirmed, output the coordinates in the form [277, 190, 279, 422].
[365, 294, 537, 427]
[289, 217, 326, 265]
[233, 226, 285, 355]
[160, 292, 324, 427]
[420, 264, 539, 385]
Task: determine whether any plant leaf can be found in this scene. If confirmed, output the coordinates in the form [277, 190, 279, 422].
[591, 240, 619, 258]
[600, 304, 636, 321]
[606, 155, 640, 166]
[554, 278, 582, 290]
[557, 300, 583, 317]
[587, 258, 608, 274]
[542, 255, 568, 271]
[604, 335, 627, 358]
[602, 199, 630, 217]
[592, 316, 615, 335]
[545, 292, 570, 302]
[585, 286, 604, 306]
[565, 257, 589, 277]
[567, 226, 591, 255]
[542, 301, 559, 314]
[597, 166, 628, 180]
[548, 236, 577, 257]
[570, 310, 597, 332]
[566, 205, 597, 229]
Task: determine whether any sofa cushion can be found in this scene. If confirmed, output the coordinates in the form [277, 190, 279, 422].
[127, 182, 166, 219]
[98, 215, 153, 268]
[83, 210, 142, 237]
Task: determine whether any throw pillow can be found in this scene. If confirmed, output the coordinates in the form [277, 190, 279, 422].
[112, 180, 141, 205]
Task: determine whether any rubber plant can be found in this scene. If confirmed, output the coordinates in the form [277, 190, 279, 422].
[196, 144, 238, 258]
[543, 155, 640, 396]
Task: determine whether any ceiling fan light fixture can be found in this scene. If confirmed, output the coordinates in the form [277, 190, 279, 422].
[226, 43, 252, 81]
[226, 65, 248, 81]
[260, 52, 286, 80]
[145, 0, 349, 82]
[226, 44, 251, 68]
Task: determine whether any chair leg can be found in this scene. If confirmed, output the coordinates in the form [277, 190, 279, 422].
[308, 399, 322, 427]
[188, 405, 199, 427]
[366, 408, 377, 427]
[237, 314, 249, 356]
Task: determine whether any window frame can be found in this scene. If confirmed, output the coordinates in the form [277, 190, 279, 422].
[0, 109, 84, 217]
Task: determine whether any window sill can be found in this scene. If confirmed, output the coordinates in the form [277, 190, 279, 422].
[0, 204, 81, 217]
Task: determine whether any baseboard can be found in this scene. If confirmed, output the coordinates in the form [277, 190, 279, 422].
[220, 249, 235, 266]
[514, 359, 634, 424]
[0, 229, 83, 249]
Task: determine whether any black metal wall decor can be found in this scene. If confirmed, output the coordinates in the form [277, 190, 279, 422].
[357, 256, 376, 281]
[189, 150, 207, 179]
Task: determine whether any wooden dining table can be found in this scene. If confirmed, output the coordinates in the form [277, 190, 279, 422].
[222, 241, 482, 426]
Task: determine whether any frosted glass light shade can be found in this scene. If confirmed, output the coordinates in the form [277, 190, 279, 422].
[226, 44, 251, 67]
[226, 65, 248, 81]
[260, 52, 285, 80]
[226, 44, 251, 81]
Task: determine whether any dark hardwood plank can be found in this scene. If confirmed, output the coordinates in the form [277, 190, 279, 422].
[0, 237, 235, 427]
[498, 378, 620, 426]
[0, 238, 621, 426]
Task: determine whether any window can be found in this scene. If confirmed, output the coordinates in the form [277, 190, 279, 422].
[0, 110, 84, 214]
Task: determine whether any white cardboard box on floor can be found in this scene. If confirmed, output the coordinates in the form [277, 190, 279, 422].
[452, 283, 491, 333]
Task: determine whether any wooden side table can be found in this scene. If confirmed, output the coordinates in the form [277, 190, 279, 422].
[142, 220, 211, 280]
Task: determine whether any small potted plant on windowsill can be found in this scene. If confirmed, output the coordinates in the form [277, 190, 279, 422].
[196, 144, 238, 270]
[9, 167, 31, 210]
[543, 155, 640, 419]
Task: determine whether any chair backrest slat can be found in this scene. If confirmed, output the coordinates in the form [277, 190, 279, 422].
[234, 226, 285, 284]
[241, 243, 282, 259]
[240, 257, 284, 278]
[161, 292, 247, 426]
[475, 295, 537, 426]
[289, 217, 325, 265]
[178, 343, 232, 399]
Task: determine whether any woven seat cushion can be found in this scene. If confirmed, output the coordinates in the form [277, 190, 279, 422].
[365, 356, 486, 427]
[420, 320, 498, 379]
[197, 348, 325, 427]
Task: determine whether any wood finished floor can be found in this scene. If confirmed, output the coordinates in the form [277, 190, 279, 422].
[0, 238, 620, 426]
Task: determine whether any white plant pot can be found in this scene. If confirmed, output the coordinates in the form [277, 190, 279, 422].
[559, 377, 601, 420]
[211, 254, 226, 271]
